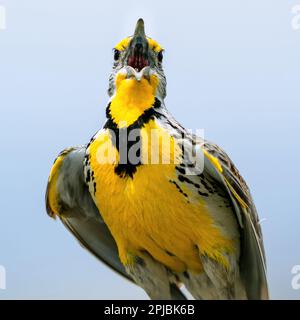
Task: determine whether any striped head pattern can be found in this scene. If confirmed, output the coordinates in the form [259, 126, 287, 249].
[108, 18, 166, 102]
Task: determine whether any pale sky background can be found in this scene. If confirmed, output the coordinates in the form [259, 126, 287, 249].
[0, 0, 300, 299]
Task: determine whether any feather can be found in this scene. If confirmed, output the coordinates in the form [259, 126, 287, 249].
[45, 146, 186, 299]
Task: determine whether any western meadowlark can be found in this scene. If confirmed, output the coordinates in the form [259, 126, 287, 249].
[46, 19, 268, 300]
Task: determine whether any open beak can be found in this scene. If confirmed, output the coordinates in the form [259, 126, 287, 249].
[127, 19, 150, 72]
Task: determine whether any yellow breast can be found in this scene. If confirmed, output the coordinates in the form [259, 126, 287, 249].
[87, 121, 234, 273]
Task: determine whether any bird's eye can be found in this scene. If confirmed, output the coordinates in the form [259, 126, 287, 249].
[157, 50, 163, 63]
[114, 49, 120, 61]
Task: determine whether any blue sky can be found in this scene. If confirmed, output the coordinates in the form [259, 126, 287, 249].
[0, 0, 300, 299]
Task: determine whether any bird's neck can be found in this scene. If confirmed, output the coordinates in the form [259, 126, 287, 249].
[108, 74, 160, 128]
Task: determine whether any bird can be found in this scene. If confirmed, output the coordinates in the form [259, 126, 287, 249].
[45, 18, 268, 300]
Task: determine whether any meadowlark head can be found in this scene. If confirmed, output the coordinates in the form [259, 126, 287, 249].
[108, 18, 166, 101]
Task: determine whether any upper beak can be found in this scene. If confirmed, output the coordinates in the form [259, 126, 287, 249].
[127, 18, 150, 72]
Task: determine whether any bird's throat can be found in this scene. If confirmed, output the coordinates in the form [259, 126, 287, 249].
[109, 73, 159, 128]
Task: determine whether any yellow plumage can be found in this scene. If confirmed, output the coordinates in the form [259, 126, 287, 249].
[88, 77, 235, 272]
[47, 155, 64, 217]
[109, 73, 158, 127]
